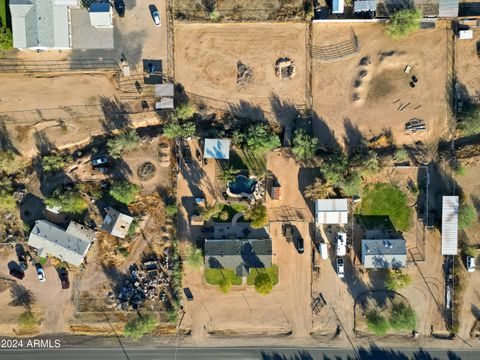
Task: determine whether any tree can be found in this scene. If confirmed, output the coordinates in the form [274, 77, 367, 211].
[366, 310, 389, 336]
[109, 180, 139, 204]
[254, 272, 273, 295]
[218, 166, 239, 184]
[165, 204, 178, 217]
[124, 314, 157, 340]
[245, 124, 280, 154]
[292, 129, 319, 161]
[338, 171, 362, 197]
[304, 178, 335, 199]
[231, 130, 245, 147]
[201, 204, 222, 220]
[387, 9, 422, 38]
[45, 187, 87, 214]
[0, 150, 25, 174]
[244, 202, 268, 229]
[458, 106, 480, 136]
[385, 270, 412, 291]
[41, 153, 70, 173]
[0, 176, 16, 210]
[107, 129, 140, 159]
[389, 302, 416, 331]
[393, 148, 409, 163]
[185, 244, 203, 269]
[172, 103, 194, 121]
[0, 26, 13, 51]
[322, 153, 349, 185]
[18, 311, 37, 329]
[458, 203, 476, 230]
[218, 277, 232, 293]
[163, 121, 196, 139]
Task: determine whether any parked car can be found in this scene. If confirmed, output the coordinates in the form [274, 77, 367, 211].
[467, 256, 476, 273]
[18, 253, 28, 270]
[115, 0, 125, 17]
[183, 287, 194, 301]
[152, 10, 161, 26]
[336, 258, 345, 278]
[91, 156, 110, 168]
[283, 223, 293, 243]
[36, 264, 46, 282]
[59, 271, 70, 289]
[9, 268, 25, 280]
[296, 236, 304, 254]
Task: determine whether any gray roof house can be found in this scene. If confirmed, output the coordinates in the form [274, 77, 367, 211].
[27, 220, 95, 266]
[361, 239, 407, 269]
[101, 207, 134, 239]
[205, 238, 272, 277]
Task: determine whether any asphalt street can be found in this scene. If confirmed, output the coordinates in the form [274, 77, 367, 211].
[0, 347, 478, 360]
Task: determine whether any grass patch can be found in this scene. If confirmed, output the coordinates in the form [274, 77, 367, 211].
[230, 149, 266, 172]
[18, 311, 37, 329]
[0, 0, 6, 28]
[247, 265, 279, 286]
[359, 183, 412, 232]
[211, 203, 245, 223]
[204, 268, 242, 286]
[366, 310, 389, 336]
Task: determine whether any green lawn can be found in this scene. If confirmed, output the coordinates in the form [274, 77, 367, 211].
[204, 268, 242, 286]
[229, 149, 266, 172]
[247, 265, 279, 286]
[0, 0, 7, 28]
[359, 183, 412, 232]
[211, 203, 247, 223]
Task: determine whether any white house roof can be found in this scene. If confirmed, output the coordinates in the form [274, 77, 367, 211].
[315, 199, 349, 224]
[362, 239, 407, 269]
[442, 196, 459, 256]
[27, 220, 94, 266]
[204, 138, 231, 160]
[101, 207, 134, 239]
[89, 2, 112, 28]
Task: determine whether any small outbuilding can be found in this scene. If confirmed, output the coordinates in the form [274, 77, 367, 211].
[315, 199, 349, 225]
[203, 138, 231, 160]
[361, 239, 407, 269]
[441, 196, 459, 256]
[101, 207, 134, 239]
[332, 0, 345, 13]
[89, 1, 112, 28]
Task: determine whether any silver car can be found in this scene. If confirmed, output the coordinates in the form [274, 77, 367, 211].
[336, 258, 345, 278]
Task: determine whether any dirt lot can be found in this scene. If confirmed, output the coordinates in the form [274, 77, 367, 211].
[175, 23, 307, 123]
[456, 27, 480, 102]
[312, 23, 449, 147]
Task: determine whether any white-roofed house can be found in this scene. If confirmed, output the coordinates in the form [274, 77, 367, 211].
[101, 207, 134, 239]
[315, 199, 349, 225]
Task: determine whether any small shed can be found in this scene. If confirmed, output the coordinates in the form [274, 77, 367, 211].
[362, 239, 407, 269]
[458, 30, 473, 40]
[441, 196, 459, 256]
[315, 199, 349, 225]
[354, 0, 377, 12]
[332, 0, 345, 13]
[101, 207, 134, 239]
[89, 2, 112, 28]
[439, 0, 459, 18]
[155, 98, 174, 110]
[154, 84, 175, 97]
[203, 138, 231, 160]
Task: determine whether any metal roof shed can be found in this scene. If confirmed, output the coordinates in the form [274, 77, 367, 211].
[332, 0, 345, 13]
[438, 0, 459, 18]
[89, 2, 112, 28]
[204, 138, 231, 160]
[362, 239, 407, 269]
[315, 199, 349, 225]
[354, 0, 377, 12]
[155, 84, 174, 97]
[442, 196, 459, 255]
[155, 98, 174, 110]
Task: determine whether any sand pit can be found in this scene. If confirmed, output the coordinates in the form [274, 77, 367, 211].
[312, 23, 449, 146]
[175, 23, 307, 122]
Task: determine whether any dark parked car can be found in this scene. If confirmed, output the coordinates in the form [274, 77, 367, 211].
[59, 271, 70, 289]
[9, 268, 25, 280]
[296, 237, 304, 254]
[18, 253, 28, 270]
[183, 287, 194, 301]
[115, 0, 125, 17]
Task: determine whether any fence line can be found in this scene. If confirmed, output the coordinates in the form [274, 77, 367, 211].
[0, 59, 119, 73]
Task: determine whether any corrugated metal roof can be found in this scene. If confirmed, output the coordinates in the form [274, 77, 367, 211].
[154, 84, 175, 97]
[155, 98, 174, 109]
[362, 239, 407, 269]
[442, 196, 459, 255]
[439, 0, 458, 17]
[332, 0, 345, 13]
[354, 0, 377, 12]
[52, 4, 70, 48]
[315, 199, 349, 224]
[204, 138, 231, 160]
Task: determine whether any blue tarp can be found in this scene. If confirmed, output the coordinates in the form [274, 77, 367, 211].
[204, 138, 231, 160]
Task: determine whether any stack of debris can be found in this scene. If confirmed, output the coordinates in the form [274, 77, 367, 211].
[236, 61, 253, 87]
[405, 118, 426, 133]
[275, 58, 296, 79]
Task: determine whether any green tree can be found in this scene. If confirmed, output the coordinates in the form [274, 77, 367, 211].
[366, 310, 389, 336]
[0, 176, 16, 210]
[245, 124, 280, 154]
[385, 270, 412, 291]
[165, 204, 178, 217]
[185, 244, 203, 269]
[387, 9, 422, 38]
[304, 178, 336, 199]
[254, 272, 273, 295]
[163, 121, 196, 139]
[292, 129, 319, 161]
[0, 150, 25, 174]
[339, 171, 362, 197]
[124, 314, 157, 340]
[46, 187, 88, 214]
[389, 302, 416, 331]
[244, 202, 268, 229]
[107, 129, 140, 159]
[218, 277, 232, 293]
[201, 204, 222, 220]
[458, 106, 480, 136]
[172, 103, 194, 121]
[458, 203, 476, 230]
[109, 180, 139, 204]
[322, 153, 349, 185]
[394, 148, 409, 163]
[231, 130, 245, 147]
[41, 153, 71, 173]
[0, 26, 13, 51]
[218, 166, 239, 184]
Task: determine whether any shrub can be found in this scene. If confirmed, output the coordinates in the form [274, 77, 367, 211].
[18, 311, 37, 329]
[219, 210, 229, 221]
[45, 187, 88, 214]
[458, 203, 476, 230]
[124, 314, 157, 340]
[218, 166, 239, 184]
[393, 148, 409, 163]
[42, 153, 70, 173]
[389, 302, 416, 331]
[0, 176, 15, 210]
[165, 204, 178, 217]
[339, 171, 362, 197]
[185, 244, 203, 269]
[387, 9, 422, 38]
[254, 272, 273, 295]
[231, 130, 245, 147]
[0, 26, 13, 51]
[172, 103, 194, 121]
[366, 310, 389, 336]
[109, 180, 139, 204]
[292, 129, 319, 161]
[244, 202, 268, 229]
[455, 165, 466, 176]
[107, 129, 140, 159]
[304, 178, 336, 199]
[0, 150, 25, 174]
[458, 105, 480, 136]
[218, 277, 232, 293]
[201, 204, 222, 220]
[163, 121, 196, 139]
[385, 270, 412, 291]
[166, 308, 178, 323]
[245, 124, 281, 154]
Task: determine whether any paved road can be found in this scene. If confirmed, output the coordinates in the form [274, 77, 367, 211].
[0, 347, 478, 360]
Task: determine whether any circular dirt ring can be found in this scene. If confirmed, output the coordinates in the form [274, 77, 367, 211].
[137, 162, 156, 181]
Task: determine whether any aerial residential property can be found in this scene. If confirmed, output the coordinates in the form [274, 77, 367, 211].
[1, 0, 480, 358]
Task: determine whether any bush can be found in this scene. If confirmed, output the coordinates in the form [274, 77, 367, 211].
[163, 121, 196, 139]
[124, 314, 157, 340]
[304, 178, 335, 199]
[218, 277, 232, 293]
[173, 103, 194, 121]
[339, 171, 362, 197]
[393, 148, 409, 163]
[458, 106, 480, 136]
[109, 180, 139, 204]
[385, 270, 412, 291]
[18, 311, 37, 329]
[231, 130, 245, 147]
[0, 176, 16, 210]
[107, 129, 140, 159]
[254, 272, 273, 295]
[458, 203, 476, 230]
[42, 153, 70, 173]
[0, 26, 12, 51]
[292, 129, 319, 161]
[165, 204, 178, 217]
[0, 150, 24, 174]
[366, 310, 389, 336]
[244, 202, 268, 229]
[389, 302, 416, 331]
[186, 244, 203, 269]
[45, 187, 88, 214]
[245, 124, 281, 154]
[387, 9, 422, 38]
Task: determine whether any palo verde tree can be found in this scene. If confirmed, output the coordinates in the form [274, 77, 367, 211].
[45, 186, 88, 214]
[292, 129, 319, 161]
[254, 272, 274, 295]
[163, 121, 196, 139]
[387, 9, 422, 38]
[384, 269, 412, 291]
[107, 129, 140, 159]
[109, 180, 139, 205]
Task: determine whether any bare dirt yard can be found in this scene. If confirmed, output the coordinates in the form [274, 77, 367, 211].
[175, 23, 307, 123]
[312, 23, 449, 147]
[455, 26, 480, 101]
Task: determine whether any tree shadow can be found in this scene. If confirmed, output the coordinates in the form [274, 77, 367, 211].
[471, 194, 480, 217]
[20, 194, 46, 226]
[343, 117, 366, 155]
[311, 111, 341, 152]
[269, 93, 301, 128]
[99, 96, 131, 132]
[228, 100, 267, 124]
[9, 283, 35, 309]
[0, 119, 19, 154]
[240, 242, 265, 269]
[34, 130, 56, 155]
[261, 350, 313, 360]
